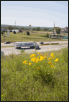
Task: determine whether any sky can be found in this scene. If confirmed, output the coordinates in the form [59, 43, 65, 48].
[1, 1, 68, 27]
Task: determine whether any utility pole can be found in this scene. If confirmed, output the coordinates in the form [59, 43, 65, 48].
[29, 25, 31, 33]
[14, 20, 16, 31]
[54, 22, 56, 34]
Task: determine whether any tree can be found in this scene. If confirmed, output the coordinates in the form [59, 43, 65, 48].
[55, 27, 61, 34]
[36, 27, 40, 31]
[27, 31, 30, 35]
[32, 28, 35, 31]
[20, 27, 25, 30]
[43, 28, 48, 31]
[1, 31, 4, 36]
[8, 26, 13, 30]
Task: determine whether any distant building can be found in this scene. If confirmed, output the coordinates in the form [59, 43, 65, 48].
[12, 29, 19, 33]
[50, 34, 68, 39]
[60, 26, 68, 33]
[1, 28, 7, 32]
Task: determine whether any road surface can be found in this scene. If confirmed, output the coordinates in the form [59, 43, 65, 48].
[1, 41, 68, 46]
[1, 42, 68, 56]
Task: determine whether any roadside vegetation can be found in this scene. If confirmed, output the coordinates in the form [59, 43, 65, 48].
[1, 31, 68, 43]
[1, 47, 68, 101]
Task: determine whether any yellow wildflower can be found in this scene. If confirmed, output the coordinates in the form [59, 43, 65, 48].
[23, 60, 27, 63]
[29, 63, 31, 65]
[30, 54, 36, 57]
[40, 56, 44, 61]
[40, 54, 42, 56]
[44, 56, 46, 58]
[30, 55, 33, 57]
[31, 57, 36, 62]
[48, 57, 52, 60]
[37, 52, 39, 54]
[55, 58, 58, 62]
[31, 57, 39, 63]
[34, 54, 36, 57]
[37, 67, 40, 69]
[51, 53, 54, 56]
[36, 58, 40, 63]
[48, 62, 51, 64]
[44, 56, 47, 59]
[51, 65, 54, 67]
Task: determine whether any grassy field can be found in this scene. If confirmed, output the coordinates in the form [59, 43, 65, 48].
[1, 31, 68, 43]
[1, 47, 68, 101]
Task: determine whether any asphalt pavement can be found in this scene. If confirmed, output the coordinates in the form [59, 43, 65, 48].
[1, 41, 68, 55]
[1, 41, 68, 46]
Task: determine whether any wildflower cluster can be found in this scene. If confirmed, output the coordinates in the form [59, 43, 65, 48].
[23, 60, 27, 64]
[23, 52, 58, 68]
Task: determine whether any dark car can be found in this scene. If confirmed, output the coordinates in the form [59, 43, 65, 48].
[4, 41, 11, 44]
[19, 30, 22, 33]
[40, 42, 44, 44]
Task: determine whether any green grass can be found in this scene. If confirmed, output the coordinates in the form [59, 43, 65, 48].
[1, 32, 68, 43]
[1, 46, 14, 47]
[1, 47, 68, 101]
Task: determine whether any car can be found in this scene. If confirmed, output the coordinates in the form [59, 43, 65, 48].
[39, 42, 44, 44]
[1, 51, 4, 57]
[4, 41, 11, 44]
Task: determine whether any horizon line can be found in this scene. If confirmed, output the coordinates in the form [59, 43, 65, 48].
[1, 24, 68, 28]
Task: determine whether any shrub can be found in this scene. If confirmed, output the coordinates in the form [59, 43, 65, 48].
[55, 27, 61, 34]
[27, 31, 30, 35]
[1, 31, 4, 36]
[13, 31, 16, 34]
[46, 33, 49, 37]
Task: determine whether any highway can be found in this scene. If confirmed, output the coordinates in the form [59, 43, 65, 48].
[1, 41, 68, 46]
[1, 41, 68, 56]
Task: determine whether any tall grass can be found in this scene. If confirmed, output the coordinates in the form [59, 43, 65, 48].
[1, 48, 68, 101]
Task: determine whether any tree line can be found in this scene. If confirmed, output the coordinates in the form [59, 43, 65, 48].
[1, 26, 61, 34]
[1, 26, 53, 31]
